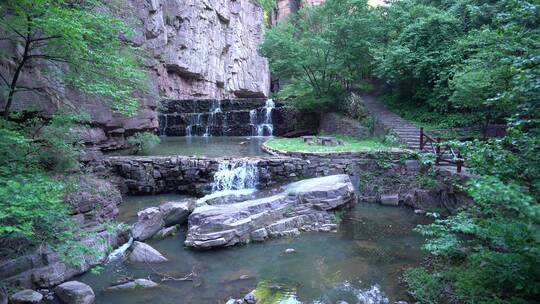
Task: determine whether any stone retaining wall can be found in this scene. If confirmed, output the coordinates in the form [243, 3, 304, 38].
[104, 148, 413, 196]
[105, 148, 470, 212]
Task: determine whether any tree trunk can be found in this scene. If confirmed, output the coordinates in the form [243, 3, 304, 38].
[3, 17, 32, 118]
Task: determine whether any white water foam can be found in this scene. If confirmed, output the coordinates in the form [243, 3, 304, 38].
[211, 160, 259, 192]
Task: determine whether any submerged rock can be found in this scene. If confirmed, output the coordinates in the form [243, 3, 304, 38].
[185, 175, 356, 249]
[54, 281, 95, 304]
[127, 241, 168, 263]
[107, 279, 158, 291]
[380, 194, 399, 206]
[9, 289, 43, 304]
[156, 225, 179, 238]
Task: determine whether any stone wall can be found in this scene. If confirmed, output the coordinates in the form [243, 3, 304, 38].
[104, 149, 471, 213]
[319, 112, 371, 138]
[104, 149, 410, 195]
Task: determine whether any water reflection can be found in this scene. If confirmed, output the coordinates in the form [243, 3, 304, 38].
[79, 201, 429, 304]
[107, 136, 269, 157]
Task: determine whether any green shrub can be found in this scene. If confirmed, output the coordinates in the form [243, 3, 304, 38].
[403, 268, 443, 304]
[127, 132, 161, 154]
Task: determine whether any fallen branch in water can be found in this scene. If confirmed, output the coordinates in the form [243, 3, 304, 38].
[145, 261, 194, 282]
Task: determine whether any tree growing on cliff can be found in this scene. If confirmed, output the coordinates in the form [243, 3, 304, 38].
[0, 0, 148, 118]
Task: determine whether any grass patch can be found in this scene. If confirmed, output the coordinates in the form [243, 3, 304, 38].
[264, 135, 392, 153]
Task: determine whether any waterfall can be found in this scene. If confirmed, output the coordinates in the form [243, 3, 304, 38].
[249, 99, 275, 137]
[249, 109, 257, 136]
[160, 114, 169, 136]
[212, 160, 259, 192]
[186, 113, 202, 137]
[204, 100, 221, 137]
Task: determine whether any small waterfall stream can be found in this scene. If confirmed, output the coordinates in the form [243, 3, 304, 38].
[251, 98, 275, 136]
[211, 160, 259, 192]
[159, 98, 276, 137]
[203, 100, 221, 137]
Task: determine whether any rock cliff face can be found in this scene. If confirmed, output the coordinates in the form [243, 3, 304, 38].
[129, 0, 270, 100]
[1, 0, 270, 149]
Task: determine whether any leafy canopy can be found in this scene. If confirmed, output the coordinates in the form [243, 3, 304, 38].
[0, 0, 148, 116]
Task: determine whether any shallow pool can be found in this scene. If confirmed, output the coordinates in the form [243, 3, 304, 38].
[79, 201, 429, 304]
[108, 136, 270, 157]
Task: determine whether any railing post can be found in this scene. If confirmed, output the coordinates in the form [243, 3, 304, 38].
[435, 137, 441, 165]
[419, 127, 424, 151]
[457, 151, 463, 173]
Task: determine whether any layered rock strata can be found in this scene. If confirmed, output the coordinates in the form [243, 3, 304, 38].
[129, 0, 270, 100]
[185, 175, 356, 249]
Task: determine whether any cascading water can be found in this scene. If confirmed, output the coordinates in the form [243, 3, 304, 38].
[249, 109, 257, 136]
[211, 160, 259, 192]
[250, 99, 275, 136]
[203, 100, 221, 137]
[159, 98, 279, 137]
[185, 113, 202, 137]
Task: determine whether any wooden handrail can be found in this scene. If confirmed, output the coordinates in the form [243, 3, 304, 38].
[419, 128, 464, 173]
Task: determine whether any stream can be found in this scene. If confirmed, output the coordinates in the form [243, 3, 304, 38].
[78, 195, 429, 304]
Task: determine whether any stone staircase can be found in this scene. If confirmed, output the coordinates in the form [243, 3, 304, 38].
[361, 94, 465, 172]
[361, 94, 422, 150]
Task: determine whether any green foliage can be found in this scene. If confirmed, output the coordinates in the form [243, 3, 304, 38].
[257, 0, 277, 17]
[0, 0, 149, 116]
[264, 136, 389, 153]
[127, 131, 161, 154]
[260, 0, 377, 111]
[373, 0, 539, 129]
[0, 114, 95, 263]
[403, 268, 443, 304]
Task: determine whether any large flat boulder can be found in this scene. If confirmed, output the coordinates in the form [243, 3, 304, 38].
[185, 175, 356, 249]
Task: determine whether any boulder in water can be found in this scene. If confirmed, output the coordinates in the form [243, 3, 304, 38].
[159, 200, 194, 226]
[54, 281, 95, 304]
[107, 279, 158, 291]
[156, 225, 179, 238]
[9, 290, 43, 304]
[127, 241, 168, 263]
[131, 207, 165, 240]
[185, 175, 356, 249]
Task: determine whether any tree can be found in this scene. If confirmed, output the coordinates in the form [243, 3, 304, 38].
[0, 0, 148, 118]
[260, 0, 377, 111]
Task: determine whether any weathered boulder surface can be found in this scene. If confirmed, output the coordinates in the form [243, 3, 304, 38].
[9, 289, 43, 304]
[0, 229, 129, 289]
[159, 200, 194, 226]
[130, 199, 194, 240]
[185, 175, 356, 249]
[127, 241, 168, 263]
[131, 207, 165, 241]
[64, 175, 122, 228]
[54, 281, 95, 304]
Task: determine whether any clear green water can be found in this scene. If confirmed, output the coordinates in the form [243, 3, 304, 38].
[78, 197, 430, 304]
[108, 136, 269, 157]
